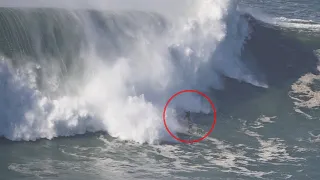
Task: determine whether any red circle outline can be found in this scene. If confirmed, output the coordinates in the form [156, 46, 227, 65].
[162, 89, 217, 144]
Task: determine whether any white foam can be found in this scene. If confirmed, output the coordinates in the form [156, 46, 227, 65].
[252, 115, 276, 129]
[289, 73, 320, 118]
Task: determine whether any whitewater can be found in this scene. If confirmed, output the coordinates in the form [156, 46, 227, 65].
[0, 0, 264, 143]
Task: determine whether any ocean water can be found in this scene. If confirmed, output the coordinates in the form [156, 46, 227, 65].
[0, 0, 320, 179]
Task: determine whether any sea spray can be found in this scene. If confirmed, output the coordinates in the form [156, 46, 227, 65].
[0, 0, 261, 143]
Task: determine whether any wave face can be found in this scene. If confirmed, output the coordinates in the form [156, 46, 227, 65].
[0, 0, 301, 143]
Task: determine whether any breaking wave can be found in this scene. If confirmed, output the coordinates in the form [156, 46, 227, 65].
[0, 0, 318, 143]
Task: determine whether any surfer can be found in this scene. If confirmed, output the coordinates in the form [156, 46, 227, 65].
[185, 111, 193, 133]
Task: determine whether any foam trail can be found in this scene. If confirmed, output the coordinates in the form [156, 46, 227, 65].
[0, 0, 261, 143]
